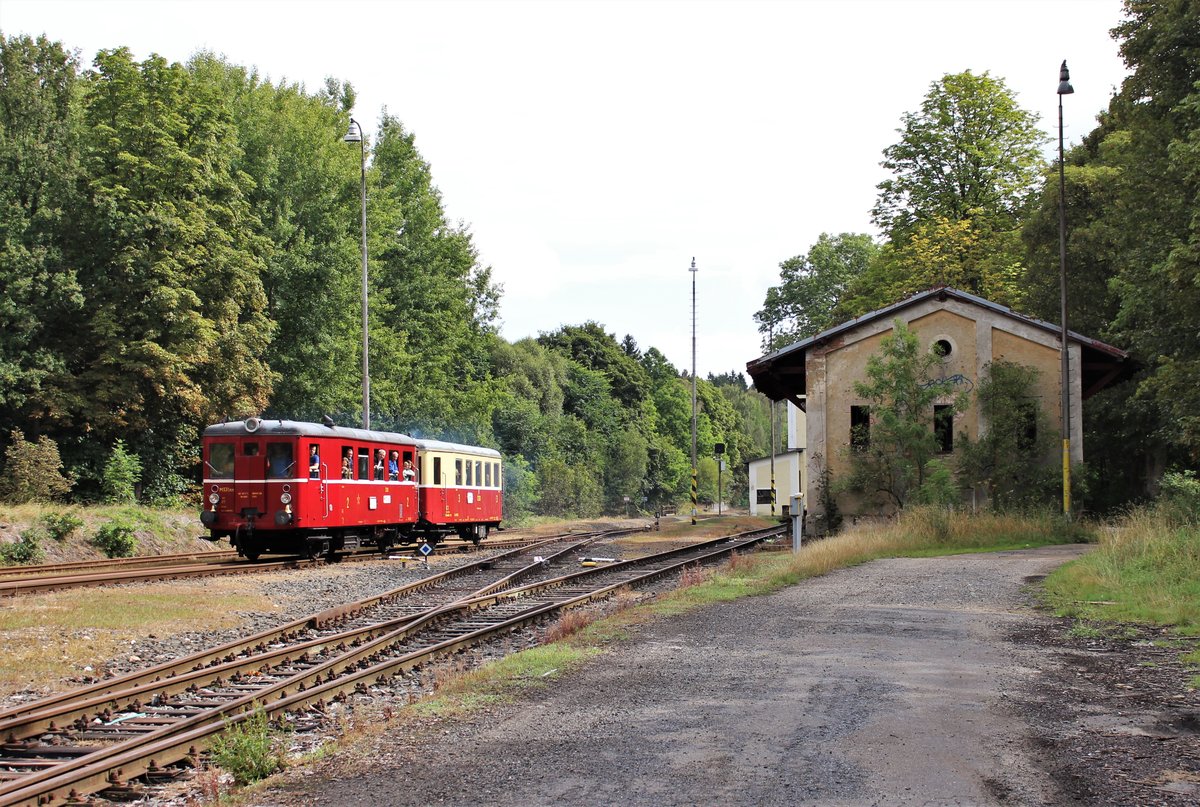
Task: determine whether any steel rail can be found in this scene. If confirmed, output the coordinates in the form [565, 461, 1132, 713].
[0, 550, 237, 579]
[0, 532, 604, 731]
[0, 526, 780, 805]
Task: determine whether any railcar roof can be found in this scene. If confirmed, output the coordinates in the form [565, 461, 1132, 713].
[202, 420, 501, 457]
[203, 419, 416, 445]
[413, 438, 502, 458]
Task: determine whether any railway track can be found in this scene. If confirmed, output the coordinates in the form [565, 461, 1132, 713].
[0, 533, 560, 597]
[0, 524, 782, 805]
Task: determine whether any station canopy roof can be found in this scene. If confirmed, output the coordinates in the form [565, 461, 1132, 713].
[746, 286, 1135, 406]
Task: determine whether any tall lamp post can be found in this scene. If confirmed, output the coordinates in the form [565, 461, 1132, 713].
[1057, 61, 1073, 518]
[344, 118, 370, 430]
[689, 257, 698, 526]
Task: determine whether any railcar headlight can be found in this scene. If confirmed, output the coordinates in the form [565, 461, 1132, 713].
[279, 492, 292, 504]
[208, 493, 220, 505]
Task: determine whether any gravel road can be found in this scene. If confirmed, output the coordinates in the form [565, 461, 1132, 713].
[253, 544, 1199, 807]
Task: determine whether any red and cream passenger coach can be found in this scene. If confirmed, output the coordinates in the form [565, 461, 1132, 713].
[200, 419, 502, 559]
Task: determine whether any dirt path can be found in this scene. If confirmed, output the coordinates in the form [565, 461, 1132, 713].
[254, 545, 1199, 806]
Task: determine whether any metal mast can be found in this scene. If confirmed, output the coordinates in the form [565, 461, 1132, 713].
[690, 257, 698, 526]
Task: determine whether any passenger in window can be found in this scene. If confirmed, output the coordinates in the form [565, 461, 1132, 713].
[309, 445, 320, 478]
[388, 450, 400, 481]
[374, 449, 386, 480]
[341, 450, 353, 479]
[403, 460, 416, 482]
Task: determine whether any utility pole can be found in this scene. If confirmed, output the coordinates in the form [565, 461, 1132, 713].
[768, 323, 776, 517]
[690, 257, 698, 526]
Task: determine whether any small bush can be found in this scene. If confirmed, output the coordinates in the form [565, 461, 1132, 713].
[209, 708, 287, 785]
[1158, 470, 1200, 527]
[1, 529, 45, 565]
[40, 510, 84, 542]
[101, 440, 142, 504]
[91, 519, 138, 558]
[0, 429, 73, 503]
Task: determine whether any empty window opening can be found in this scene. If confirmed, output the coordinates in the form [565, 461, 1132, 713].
[933, 339, 953, 358]
[1018, 403, 1038, 451]
[851, 406, 871, 451]
[934, 405, 954, 453]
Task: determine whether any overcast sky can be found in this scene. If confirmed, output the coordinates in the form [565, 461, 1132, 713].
[3, 0, 1130, 378]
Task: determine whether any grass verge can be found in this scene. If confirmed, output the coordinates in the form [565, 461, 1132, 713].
[0, 581, 274, 697]
[1042, 508, 1200, 635]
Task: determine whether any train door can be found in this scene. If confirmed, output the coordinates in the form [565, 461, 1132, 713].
[234, 439, 266, 518]
[433, 455, 445, 517]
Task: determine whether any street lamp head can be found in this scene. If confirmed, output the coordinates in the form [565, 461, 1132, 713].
[343, 119, 363, 143]
[1058, 60, 1074, 96]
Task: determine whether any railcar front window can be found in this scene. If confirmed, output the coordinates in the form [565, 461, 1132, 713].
[267, 443, 294, 478]
[208, 444, 234, 478]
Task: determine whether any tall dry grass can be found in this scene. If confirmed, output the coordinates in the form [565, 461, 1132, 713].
[1044, 506, 1200, 632]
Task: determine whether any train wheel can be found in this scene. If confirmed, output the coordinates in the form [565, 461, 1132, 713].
[243, 546, 261, 562]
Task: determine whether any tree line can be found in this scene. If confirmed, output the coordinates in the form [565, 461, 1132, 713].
[755, 1, 1200, 512]
[0, 35, 775, 517]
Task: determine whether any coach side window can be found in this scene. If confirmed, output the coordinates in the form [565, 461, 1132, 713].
[494, 462, 501, 489]
[433, 456, 442, 485]
[466, 460, 473, 486]
[341, 446, 354, 479]
[455, 459, 463, 485]
[475, 461, 482, 487]
[484, 462, 491, 487]
[358, 448, 370, 479]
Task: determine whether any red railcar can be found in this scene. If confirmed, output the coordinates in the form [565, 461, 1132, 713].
[200, 419, 502, 560]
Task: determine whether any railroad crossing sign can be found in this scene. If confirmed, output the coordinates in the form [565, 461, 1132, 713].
[418, 543, 433, 557]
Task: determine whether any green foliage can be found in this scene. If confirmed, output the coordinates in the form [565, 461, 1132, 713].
[913, 459, 958, 508]
[872, 70, 1046, 242]
[814, 462, 842, 534]
[956, 361, 1058, 510]
[755, 233, 879, 345]
[0, 35, 84, 438]
[841, 321, 967, 510]
[101, 439, 142, 504]
[91, 519, 137, 558]
[1, 529, 45, 565]
[39, 510, 83, 542]
[0, 429, 73, 503]
[1157, 470, 1200, 527]
[501, 454, 539, 524]
[209, 707, 287, 785]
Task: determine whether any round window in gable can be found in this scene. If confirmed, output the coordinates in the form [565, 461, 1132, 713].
[933, 339, 953, 358]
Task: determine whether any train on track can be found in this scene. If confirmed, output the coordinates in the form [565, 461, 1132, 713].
[200, 418, 502, 560]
